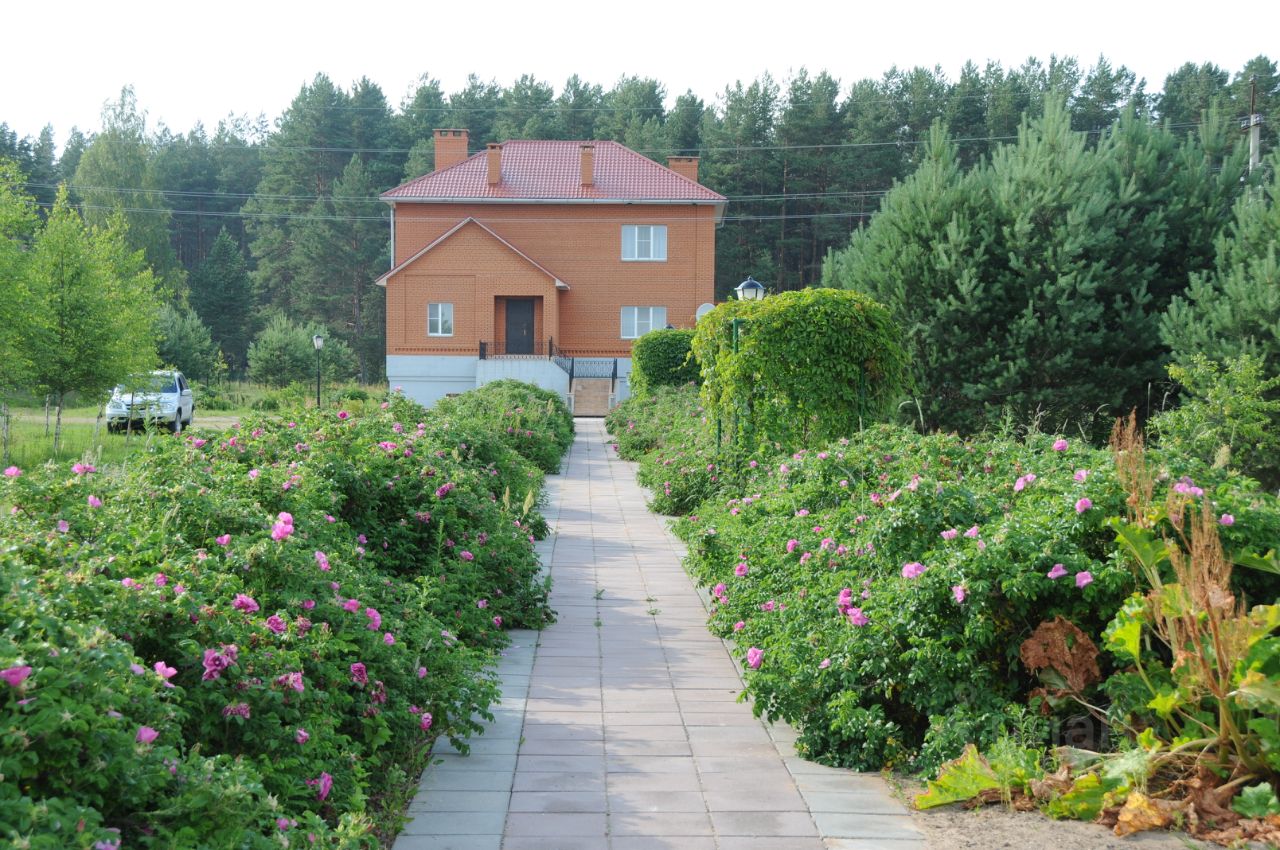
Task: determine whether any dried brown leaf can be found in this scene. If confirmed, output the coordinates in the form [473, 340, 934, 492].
[1019, 617, 1101, 696]
[1113, 791, 1174, 836]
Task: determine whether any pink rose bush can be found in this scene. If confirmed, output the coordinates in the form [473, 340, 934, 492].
[0, 381, 574, 846]
[610, 385, 1280, 777]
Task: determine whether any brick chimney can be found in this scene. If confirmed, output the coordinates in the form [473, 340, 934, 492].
[668, 156, 700, 183]
[433, 129, 469, 171]
[580, 144, 595, 187]
[486, 143, 502, 186]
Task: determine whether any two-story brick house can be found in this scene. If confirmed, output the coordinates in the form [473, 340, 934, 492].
[376, 129, 725, 411]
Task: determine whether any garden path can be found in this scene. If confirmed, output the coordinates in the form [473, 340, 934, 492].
[395, 419, 924, 850]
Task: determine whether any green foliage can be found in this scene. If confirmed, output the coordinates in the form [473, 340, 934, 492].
[0, 385, 560, 847]
[913, 745, 1001, 808]
[1233, 783, 1280, 818]
[692, 288, 908, 451]
[607, 385, 1280, 778]
[190, 229, 253, 371]
[72, 87, 185, 291]
[24, 187, 161, 448]
[823, 103, 1246, 434]
[1150, 354, 1280, 488]
[629, 329, 698, 396]
[0, 157, 40, 396]
[435, 380, 573, 473]
[156, 304, 223, 382]
[1161, 151, 1280, 378]
[247, 313, 356, 388]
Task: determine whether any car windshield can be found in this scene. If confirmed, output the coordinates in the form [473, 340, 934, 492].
[115, 375, 177, 394]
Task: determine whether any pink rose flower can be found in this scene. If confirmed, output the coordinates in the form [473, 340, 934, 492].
[1047, 564, 1067, 579]
[1052, 439, 1068, 451]
[847, 607, 869, 626]
[1075, 497, 1093, 513]
[1075, 571, 1093, 588]
[136, 726, 159, 744]
[1219, 514, 1235, 526]
[901, 562, 926, 579]
[1, 665, 33, 687]
[746, 647, 764, 669]
[952, 585, 967, 603]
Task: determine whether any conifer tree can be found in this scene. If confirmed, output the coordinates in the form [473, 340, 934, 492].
[1162, 151, 1280, 373]
[190, 229, 253, 370]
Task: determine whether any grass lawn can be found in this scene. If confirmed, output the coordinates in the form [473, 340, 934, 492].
[0, 403, 246, 468]
[1, 380, 389, 469]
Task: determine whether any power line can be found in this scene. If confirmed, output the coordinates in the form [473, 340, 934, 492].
[16, 180, 892, 206]
[42, 201, 877, 225]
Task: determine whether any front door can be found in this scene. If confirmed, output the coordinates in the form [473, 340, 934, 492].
[506, 299, 534, 354]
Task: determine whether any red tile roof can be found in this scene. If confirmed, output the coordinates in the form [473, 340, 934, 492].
[381, 140, 725, 204]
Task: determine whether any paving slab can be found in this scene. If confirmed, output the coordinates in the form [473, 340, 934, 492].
[394, 419, 922, 850]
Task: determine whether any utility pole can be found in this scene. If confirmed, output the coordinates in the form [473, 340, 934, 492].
[1244, 75, 1264, 173]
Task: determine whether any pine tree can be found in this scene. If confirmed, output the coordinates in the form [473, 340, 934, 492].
[1162, 151, 1280, 373]
[190, 229, 253, 370]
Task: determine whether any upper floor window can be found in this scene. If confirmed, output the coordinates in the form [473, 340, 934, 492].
[622, 225, 667, 262]
[621, 306, 667, 339]
[428, 302, 454, 336]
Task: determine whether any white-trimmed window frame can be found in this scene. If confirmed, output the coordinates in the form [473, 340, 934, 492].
[621, 224, 668, 262]
[427, 302, 454, 337]
[620, 306, 667, 339]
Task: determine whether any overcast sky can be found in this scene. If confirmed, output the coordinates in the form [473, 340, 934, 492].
[4, 0, 1277, 146]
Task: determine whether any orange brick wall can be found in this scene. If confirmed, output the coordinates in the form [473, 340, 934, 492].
[388, 203, 717, 356]
[386, 223, 563, 355]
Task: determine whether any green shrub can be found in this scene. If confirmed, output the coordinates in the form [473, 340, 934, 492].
[692, 288, 908, 452]
[1150, 353, 1280, 489]
[609, 383, 1280, 776]
[248, 314, 356, 388]
[629, 329, 698, 396]
[0, 386, 557, 847]
[435, 380, 574, 474]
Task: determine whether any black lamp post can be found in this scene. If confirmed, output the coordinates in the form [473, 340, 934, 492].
[312, 335, 324, 408]
[717, 277, 768, 450]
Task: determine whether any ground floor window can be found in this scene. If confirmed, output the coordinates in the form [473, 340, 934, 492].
[428, 303, 454, 336]
[621, 306, 667, 339]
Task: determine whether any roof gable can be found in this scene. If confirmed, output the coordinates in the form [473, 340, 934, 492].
[381, 140, 725, 204]
[375, 218, 570, 289]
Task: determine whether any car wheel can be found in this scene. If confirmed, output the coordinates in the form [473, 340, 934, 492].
[170, 414, 181, 434]
[185, 406, 194, 427]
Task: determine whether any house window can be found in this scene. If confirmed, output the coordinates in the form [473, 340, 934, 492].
[621, 225, 667, 261]
[428, 303, 454, 336]
[621, 306, 667, 339]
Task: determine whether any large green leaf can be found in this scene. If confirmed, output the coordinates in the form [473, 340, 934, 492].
[914, 744, 1001, 809]
[1103, 593, 1148, 662]
[1232, 783, 1280, 819]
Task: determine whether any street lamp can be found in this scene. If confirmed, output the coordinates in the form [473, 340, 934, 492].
[734, 276, 766, 301]
[312, 335, 324, 409]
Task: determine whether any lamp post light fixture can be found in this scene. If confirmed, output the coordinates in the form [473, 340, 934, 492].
[734, 276, 766, 301]
[312, 334, 324, 409]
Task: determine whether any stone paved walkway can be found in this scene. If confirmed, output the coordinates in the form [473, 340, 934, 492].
[395, 419, 925, 850]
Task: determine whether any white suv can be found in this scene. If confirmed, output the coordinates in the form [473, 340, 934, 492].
[106, 370, 195, 433]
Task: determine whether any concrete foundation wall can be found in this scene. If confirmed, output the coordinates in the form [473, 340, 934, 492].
[387, 355, 478, 408]
[387, 354, 627, 410]
[476, 358, 570, 402]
